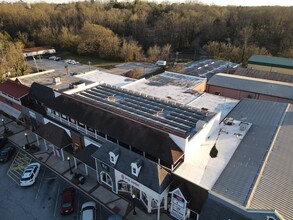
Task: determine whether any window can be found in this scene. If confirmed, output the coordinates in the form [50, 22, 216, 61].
[132, 167, 137, 175]
[110, 155, 115, 163]
[97, 131, 105, 138]
[77, 121, 85, 128]
[61, 114, 67, 120]
[87, 126, 95, 133]
[69, 118, 76, 124]
[118, 140, 129, 149]
[107, 135, 117, 144]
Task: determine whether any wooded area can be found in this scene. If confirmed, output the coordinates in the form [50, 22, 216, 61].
[0, 1, 293, 76]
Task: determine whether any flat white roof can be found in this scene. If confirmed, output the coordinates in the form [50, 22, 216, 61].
[174, 119, 251, 190]
[74, 70, 136, 87]
[188, 93, 239, 120]
[124, 71, 205, 104]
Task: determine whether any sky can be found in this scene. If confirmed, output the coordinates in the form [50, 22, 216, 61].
[4, 0, 293, 6]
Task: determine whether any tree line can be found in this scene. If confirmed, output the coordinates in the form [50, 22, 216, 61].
[0, 1, 293, 77]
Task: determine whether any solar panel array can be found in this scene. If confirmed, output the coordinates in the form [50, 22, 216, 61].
[76, 84, 208, 136]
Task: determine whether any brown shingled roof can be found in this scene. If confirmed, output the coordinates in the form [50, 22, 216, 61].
[0, 79, 29, 99]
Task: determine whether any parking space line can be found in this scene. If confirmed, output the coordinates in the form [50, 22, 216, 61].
[35, 169, 46, 200]
[7, 151, 32, 185]
[53, 182, 60, 218]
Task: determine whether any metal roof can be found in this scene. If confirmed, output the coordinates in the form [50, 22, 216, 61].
[185, 59, 239, 79]
[233, 67, 293, 83]
[199, 193, 281, 220]
[212, 99, 288, 205]
[249, 104, 293, 220]
[208, 73, 293, 100]
[248, 55, 293, 69]
[75, 83, 213, 137]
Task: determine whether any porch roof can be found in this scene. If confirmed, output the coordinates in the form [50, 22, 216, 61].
[35, 122, 71, 148]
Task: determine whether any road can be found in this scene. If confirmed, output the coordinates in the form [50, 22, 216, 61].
[0, 148, 112, 220]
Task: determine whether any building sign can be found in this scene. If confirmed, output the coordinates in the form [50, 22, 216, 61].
[121, 174, 140, 188]
[170, 189, 187, 220]
[101, 162, 109, 172]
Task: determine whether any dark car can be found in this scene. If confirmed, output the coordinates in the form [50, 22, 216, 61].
[0, 136, 8, 148]
[0, 146, 15, 162]
[60, 187, 75, 215]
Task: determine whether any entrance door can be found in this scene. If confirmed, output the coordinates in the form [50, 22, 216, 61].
[70, 131, 83, 152]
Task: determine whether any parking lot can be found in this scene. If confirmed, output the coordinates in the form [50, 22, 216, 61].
[0, 146, 111, 220]
[27, 58, 99, 75]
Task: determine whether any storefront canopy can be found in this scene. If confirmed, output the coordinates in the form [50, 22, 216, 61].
[35, 122, 71, 148]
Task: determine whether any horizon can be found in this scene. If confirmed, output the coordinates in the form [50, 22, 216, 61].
[2, 0, 293, 7]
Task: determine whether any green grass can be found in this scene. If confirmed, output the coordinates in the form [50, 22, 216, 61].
[56, 51, 122, 69]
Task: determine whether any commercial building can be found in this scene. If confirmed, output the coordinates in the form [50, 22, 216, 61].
[2, 66, 293, 220]
[206, 73, 293, 103]
[248, 55, 293, 75]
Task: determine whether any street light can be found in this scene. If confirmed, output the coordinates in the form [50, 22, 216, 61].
[67, 156, 73, 174]
[65, 64, 69, 75]
[24, 133, 30, 149]
[132, 194, 136, 215]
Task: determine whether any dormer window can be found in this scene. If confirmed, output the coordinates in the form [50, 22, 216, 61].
[131, 159, 143, 177]
[109, 148, 119, 165]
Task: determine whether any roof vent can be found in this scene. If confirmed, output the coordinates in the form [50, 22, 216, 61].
[239, 122, 249, 131]
[224, 117, 233, 125]
[53, 77, 61, 85]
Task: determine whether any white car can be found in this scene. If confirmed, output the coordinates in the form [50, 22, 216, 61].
[20, 162, 41, 186]
[80, 201, 96, 220]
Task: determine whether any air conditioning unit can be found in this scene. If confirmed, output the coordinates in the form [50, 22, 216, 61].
[224, 117, 233, 125]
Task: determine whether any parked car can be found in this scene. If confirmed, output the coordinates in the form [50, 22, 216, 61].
[48, 56, 61, 61]
[0, 136, 8, 148]
[0, 145, 15, 162]
[80, 201, 96, 220]
[20, 162, 41, 186]
[60, 187, 76, 215]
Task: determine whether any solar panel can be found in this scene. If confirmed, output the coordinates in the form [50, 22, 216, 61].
[75, 84, 209, 135]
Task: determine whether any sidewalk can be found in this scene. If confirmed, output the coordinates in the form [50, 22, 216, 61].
[3, 116, 174, 220]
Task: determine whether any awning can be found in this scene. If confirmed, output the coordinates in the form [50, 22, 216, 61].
[73, 144, 98, 169]
[35, 123, 71, 148]
[0, 102, 22, 119]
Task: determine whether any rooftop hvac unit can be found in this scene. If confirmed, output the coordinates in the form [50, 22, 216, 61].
[239, 122, 248, 131]
[224, 117, 233, 125]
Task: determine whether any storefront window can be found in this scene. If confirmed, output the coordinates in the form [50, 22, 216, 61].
[142, 192, 148, 206]
[100, 172, 112, 188]
[118, 180, 131, 192]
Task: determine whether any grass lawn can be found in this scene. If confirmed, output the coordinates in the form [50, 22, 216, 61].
[56, 51, 122, 69]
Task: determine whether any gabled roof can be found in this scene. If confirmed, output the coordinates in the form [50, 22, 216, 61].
[248, 55, 293, 69]
[29, 82, 55, 103]
[170, 174, 208, 213]
[45, 95, 183, 166]
[249, 104, 293, 220]
[73, 144, 97, 169]
[34, 122, 71, 148]
[0, 79, 29, 99]
[208, 73, 293, 100]
[92, 141, 172, 194]
[212, 99, 288, 205]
